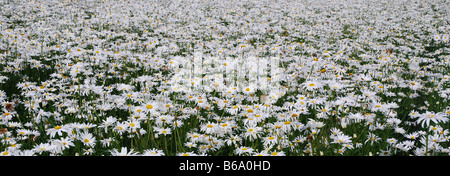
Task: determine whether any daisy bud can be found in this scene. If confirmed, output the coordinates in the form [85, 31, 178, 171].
[341, 122, 347, 128]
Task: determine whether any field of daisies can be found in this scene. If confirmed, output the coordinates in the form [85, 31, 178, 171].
[0, 0, 449, 156]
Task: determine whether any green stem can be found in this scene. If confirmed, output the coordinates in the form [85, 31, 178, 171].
[177, 127, 184, 152]
[174, 127, 178, 155]
[147, 118, 154, 148]
[164, 135, 169, 156]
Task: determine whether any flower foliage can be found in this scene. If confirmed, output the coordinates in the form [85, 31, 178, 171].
[0, 0, 449, 156]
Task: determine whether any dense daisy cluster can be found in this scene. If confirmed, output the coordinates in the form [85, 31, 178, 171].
[0, 0, 449, 156]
